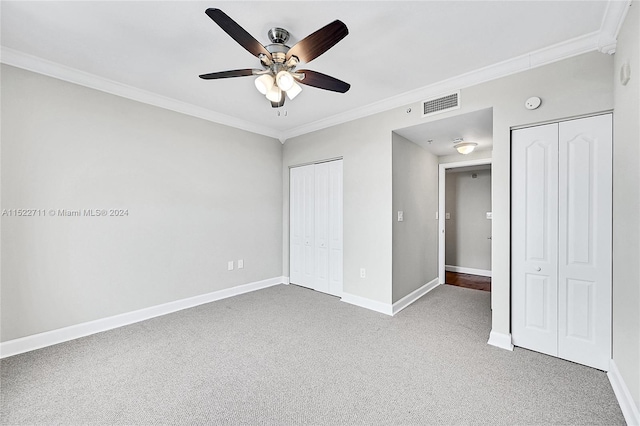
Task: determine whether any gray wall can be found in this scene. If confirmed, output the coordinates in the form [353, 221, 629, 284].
[282, 113, 394, 304]
[391, 133, 439, 303]
[445, 168, 492, 271]
[1, 65, 283, 341]
[612, 0, 640, 412]
[283, 51, 613, 333]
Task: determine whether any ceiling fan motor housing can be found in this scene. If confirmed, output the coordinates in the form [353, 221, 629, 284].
[267, 27, 290, 44]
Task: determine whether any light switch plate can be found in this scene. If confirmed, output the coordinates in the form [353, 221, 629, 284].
[486, 212, 492, 220]
[227, 261, 234, 271]
[397, 211, 404, 222]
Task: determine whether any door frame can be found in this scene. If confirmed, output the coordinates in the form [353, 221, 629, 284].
[438, 158, 493, 285]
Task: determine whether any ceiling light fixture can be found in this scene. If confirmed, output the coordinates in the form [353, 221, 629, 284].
[276, 70, 295, 91]
[265, 85, 283, 103]
[252, 45, 304, 105]
[453, 138, 478, 155]
[200, 10, 351, 109]
[254, 74, 274, 95]
[285, 81, 303, 100]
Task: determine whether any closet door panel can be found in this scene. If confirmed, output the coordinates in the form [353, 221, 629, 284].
[328, 160, 343, 296]
[290, 159, 343, 296]
[558, 114, 612, 370]
[301, 165, 316, 289]
[314, 163, 330, 293]
[511, 123, 559, 356]
[290, 167, 304, 285]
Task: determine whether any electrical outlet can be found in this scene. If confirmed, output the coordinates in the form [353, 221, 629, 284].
[360, 268, 366, 278]
[227, 261, 234, 271]
[238, 259, 244, 269]
[445, 212, 451, 220]
[397, 211, 404, 222]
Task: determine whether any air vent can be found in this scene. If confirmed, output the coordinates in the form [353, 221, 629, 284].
[422, 91, 460, 117]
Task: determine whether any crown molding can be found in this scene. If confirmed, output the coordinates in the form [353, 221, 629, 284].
[0, 47, 281, 140]
[279, 30, 603, 142]
[3, 1, 627, 145]
[598, 0, 632, 54]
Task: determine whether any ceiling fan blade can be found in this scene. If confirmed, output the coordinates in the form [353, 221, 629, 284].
[205, 8, 271, 59]
[297, 70, 350, 93]
[286, 20, 348, 63]
[199, 69, 259, 80]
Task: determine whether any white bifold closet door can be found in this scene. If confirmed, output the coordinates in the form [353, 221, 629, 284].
[512, 114, 612, 371]
[290, 160, 343, 297]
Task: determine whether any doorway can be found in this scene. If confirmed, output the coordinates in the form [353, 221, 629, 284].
[438, 159, 493, 288]
[442, 165, 492, 292]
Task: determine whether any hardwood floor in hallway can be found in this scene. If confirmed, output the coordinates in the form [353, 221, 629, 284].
[445, 271, 491, 292]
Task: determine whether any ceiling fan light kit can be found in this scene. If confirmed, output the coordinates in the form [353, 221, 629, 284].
[254, 74, 274, 95]
[199, 8, 351, 108]
[285, 81, 303, 100]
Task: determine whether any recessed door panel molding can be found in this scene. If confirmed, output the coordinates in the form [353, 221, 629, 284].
[524, 274, 550, 330]
[524, 138, 557, 263]
[565, 278, 595, 341]
[290, 159, 343, 297]
[512, 113, 611, 371]
[565, 135, 594, 265]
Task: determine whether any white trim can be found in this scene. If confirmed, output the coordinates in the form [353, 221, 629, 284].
[598, 0, 632, 54]
[487, 330, 514, 351]
[3, 21, 626, 144]
[438, 158, 493, 284]
[608, 359, 640, 426]
[445, 265, 492, 278]
[340, 293, 393, 316]
[0, 276, 286, 359]
[282, 276, 290, 285]
[0, 47, 281, 140]
[392, 278, 440, 315]
[280, 31, 606, 142]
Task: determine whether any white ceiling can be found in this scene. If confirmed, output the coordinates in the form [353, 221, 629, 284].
[0, 1, 626, 143]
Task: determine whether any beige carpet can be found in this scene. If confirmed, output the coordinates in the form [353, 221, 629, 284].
[1, 284, 625, 424]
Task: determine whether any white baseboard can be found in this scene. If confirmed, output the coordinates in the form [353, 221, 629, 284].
[340, 293, 393, 316]
[282, 276, 290, 285]
[487, 330, 514, 351]
[392, 278, 439, 315]
[0, 276, 287, 359]
[608, 359, 640, 426]
[445, 265, 492, 277]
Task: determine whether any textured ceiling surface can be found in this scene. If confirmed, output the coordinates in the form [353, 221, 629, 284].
[1, 1, 615, 144]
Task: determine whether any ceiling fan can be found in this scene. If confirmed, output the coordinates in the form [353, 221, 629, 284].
[199, 8, 351, 108]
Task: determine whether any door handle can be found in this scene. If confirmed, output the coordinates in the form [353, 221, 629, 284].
[535, 266, 541, 272]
